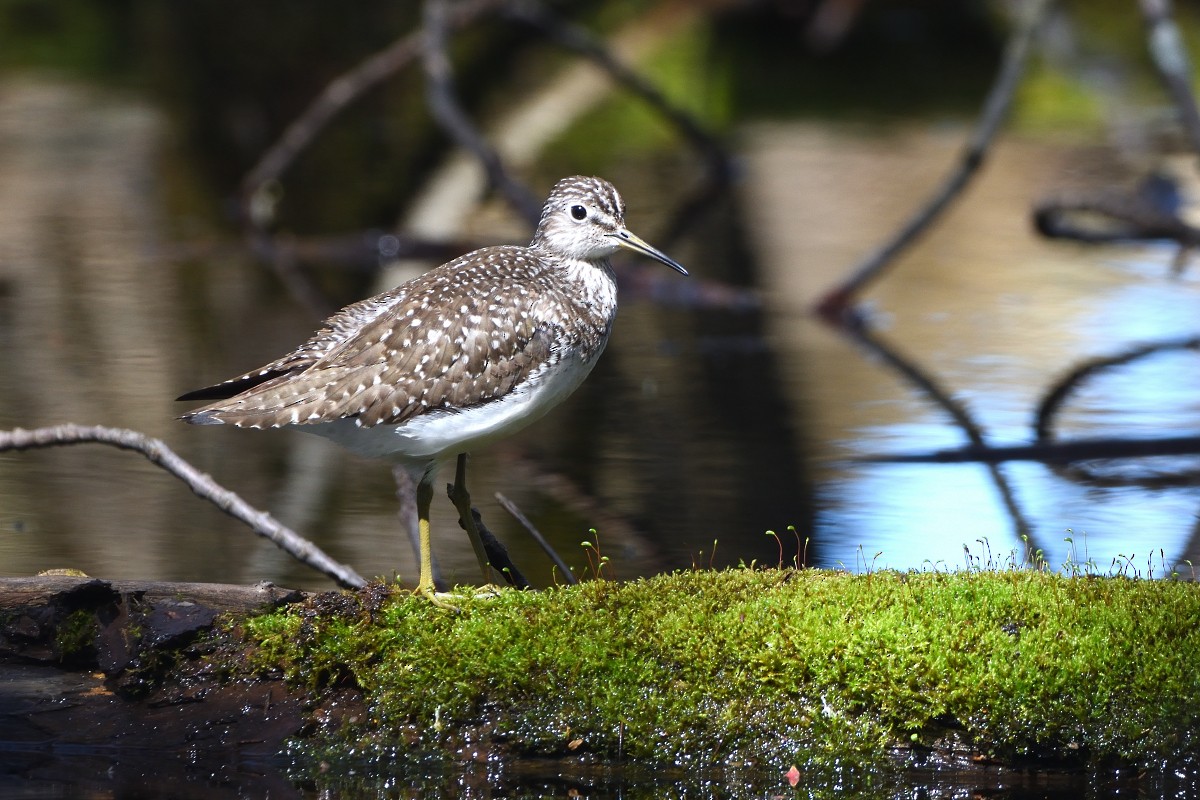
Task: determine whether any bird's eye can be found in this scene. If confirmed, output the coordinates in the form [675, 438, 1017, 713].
[570, 205, 587, 221]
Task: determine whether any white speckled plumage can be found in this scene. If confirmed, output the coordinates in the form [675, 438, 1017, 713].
[178, 175, 687, 594]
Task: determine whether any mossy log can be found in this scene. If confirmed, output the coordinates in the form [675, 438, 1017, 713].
[0, 575, 318, 760]
[242, 569, 1200, 776]
[3, 569, 1200, 784]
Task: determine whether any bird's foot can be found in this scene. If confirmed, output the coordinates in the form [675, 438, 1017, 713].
[416, 583, 503, 610]
[417, 584, 461, 612]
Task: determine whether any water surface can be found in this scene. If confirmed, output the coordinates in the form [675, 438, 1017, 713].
[1, 80, 1198, 591]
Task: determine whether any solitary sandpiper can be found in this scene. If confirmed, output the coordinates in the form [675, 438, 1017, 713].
[178, 175, 687, 596]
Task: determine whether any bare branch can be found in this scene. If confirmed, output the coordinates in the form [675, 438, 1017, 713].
[237, 0, 506, 317]
[240, 0, 504, 202]
[1140, 0, 1200, 158]
[495, 491, 576, 584]
[505, 1, 731, 176]
[814, 0, 1053, 321]
[422, 0, 542, 225]
[0, 425, 366, 589]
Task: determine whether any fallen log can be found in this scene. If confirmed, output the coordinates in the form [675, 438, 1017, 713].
[0, 575, 338, 766]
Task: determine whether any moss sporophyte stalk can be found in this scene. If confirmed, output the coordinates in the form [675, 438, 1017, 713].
[240, 567, 1200, 773]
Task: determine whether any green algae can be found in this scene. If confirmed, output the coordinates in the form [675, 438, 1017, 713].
[243, 568, 1200, 774]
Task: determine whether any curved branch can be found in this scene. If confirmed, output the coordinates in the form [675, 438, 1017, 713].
[0, 425, 366, 589]
[240, 0, 504, 203]
[505, 1, 731, 176]
[815, 0, 1052, 321]
[1033, 173, 1200, 247]
[421, 0, 542, 224]
[1035, 337, 1200, 443]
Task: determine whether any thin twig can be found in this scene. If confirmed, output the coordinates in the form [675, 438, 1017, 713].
[494, 491, 577, 585]
[0, 424, 366, 589]
[422, 0, 542, 225]
[814, 0, 1052, 320]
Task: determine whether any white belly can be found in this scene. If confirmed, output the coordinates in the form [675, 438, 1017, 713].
[307, 346, 604, 467]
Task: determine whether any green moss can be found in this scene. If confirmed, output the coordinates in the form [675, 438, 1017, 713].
[55, 608, 98, 663]
[243, 568, 1200, 774]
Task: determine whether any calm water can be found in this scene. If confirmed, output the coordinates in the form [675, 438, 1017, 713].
[2, 81, 1197, 589]
[6, 746, 1198, 800]
[2, 78, 1200, 798]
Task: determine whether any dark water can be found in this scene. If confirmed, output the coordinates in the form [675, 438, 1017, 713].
[2, 78, 1199, 798]
[3, 743, 1199, 799]
[2, 83, 1198, 589]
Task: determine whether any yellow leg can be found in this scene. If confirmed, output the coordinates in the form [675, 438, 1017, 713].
[415, 473, 436, 596]
[415, 471, 461, 610]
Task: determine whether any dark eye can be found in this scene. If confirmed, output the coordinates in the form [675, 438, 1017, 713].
[570, 204, 587, 221]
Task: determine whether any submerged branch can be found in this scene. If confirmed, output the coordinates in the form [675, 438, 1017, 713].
[863, 435, 1200, 466]
[836, 322, 1035, 553]
[1035, 336, 1200, 442]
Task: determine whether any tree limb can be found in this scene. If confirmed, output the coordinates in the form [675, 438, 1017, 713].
[422, 0, 543, 225]
[240, 0, 505, 204]
[0, 424, 366, 589]
[814, 0, 1052, 321]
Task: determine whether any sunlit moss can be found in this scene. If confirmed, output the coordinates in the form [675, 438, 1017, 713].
[242, 566, 1200, 775]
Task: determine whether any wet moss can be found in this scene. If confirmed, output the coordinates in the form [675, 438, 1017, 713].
[54, 607, 98, 664]
[242, 568, 1200, 774]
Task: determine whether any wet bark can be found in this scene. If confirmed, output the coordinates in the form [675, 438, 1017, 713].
[0, 576, 340, 767]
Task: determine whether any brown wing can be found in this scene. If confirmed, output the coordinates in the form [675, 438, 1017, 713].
[180, 247, 562, 428]
[176, 288, 409, 402]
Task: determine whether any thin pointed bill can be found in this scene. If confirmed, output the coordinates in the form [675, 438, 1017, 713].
[610, 229, 689, 276]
